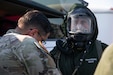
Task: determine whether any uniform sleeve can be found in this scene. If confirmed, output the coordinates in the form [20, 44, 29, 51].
[94, 44, 113, 75]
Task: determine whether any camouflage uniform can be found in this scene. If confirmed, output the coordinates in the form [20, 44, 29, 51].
[0, 29, 61, 75]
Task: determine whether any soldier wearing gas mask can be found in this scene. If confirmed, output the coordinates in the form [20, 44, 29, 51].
[50, 4, 108, 75]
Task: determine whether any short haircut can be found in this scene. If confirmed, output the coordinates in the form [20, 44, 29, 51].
[18, 10, 52, 35]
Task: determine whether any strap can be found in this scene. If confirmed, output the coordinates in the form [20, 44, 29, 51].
[95, 40, 102, 59]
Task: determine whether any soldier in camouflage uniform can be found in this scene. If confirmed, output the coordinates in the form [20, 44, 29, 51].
[0, 10, 61, 75]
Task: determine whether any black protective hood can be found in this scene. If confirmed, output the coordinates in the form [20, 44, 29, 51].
[54, 4, 99, 54]
[66, 4, 98, 43]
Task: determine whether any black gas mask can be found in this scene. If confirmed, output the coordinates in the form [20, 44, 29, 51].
[66, 11, 92, 50]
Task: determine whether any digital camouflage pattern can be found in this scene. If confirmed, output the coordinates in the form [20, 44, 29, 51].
[0, 29, 61, 75]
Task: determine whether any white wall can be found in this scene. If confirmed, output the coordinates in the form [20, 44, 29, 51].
[86, 0, 113, 9]
[94, 11, 113, 45]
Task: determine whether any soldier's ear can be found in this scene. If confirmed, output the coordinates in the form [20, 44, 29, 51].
[28, 29, 38, 36]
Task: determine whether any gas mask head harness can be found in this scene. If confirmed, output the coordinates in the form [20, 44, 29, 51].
[66, 8, 93, 50]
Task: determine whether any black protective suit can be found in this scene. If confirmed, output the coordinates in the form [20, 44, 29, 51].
[50, 4, 108, 75]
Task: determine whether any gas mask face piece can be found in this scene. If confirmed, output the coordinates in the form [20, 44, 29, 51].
[67, 13, 92, 50]
[67, 13, 92, 35]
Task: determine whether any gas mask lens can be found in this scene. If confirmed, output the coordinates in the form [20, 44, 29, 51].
[68, 14, 92, 34]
